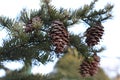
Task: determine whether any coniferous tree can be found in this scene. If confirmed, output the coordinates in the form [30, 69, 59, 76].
[0, 0, 113, 79]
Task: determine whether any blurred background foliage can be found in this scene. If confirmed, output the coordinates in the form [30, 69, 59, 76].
[0, 48, 110, 80]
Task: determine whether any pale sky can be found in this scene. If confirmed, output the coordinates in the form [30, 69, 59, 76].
[0, 0, 120, 78]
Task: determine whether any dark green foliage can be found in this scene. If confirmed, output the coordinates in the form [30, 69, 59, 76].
[69, 34, 90, 57]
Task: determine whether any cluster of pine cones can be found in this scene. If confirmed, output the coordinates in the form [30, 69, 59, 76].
[79, 53, 100, 77]
[25, 18, 69, 53]
[25, 16, 41, 33]
[79, 22, 104, 77]
[85, 23, 104, 46]
[24, 17, 104, 77]
[49, 20, 69, 53]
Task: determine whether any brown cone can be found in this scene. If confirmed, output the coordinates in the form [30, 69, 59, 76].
[79, 54, 100, 77]
[85, 24, 104, 46]
[25, 16, 41, 33]
[25, 20, 34, 33]
[49, 20, 69, 53]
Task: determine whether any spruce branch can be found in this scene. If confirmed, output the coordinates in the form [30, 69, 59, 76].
[0, 16, 14, 30]
[68, 0, 113, 26]
[20, 9, 30, 24]
[71, 0, 98, 19]
[89, 0, 98, 9]
[83, 3, 113, 25]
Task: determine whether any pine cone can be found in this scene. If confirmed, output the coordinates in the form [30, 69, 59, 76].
[49, 20, 69, 53]
[79, 54, 100, 77]
[25, 16, 41, 33]
[85, 24, 104, 46]
[32, 16, 42, 28]
[25, 20, 34, 33]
